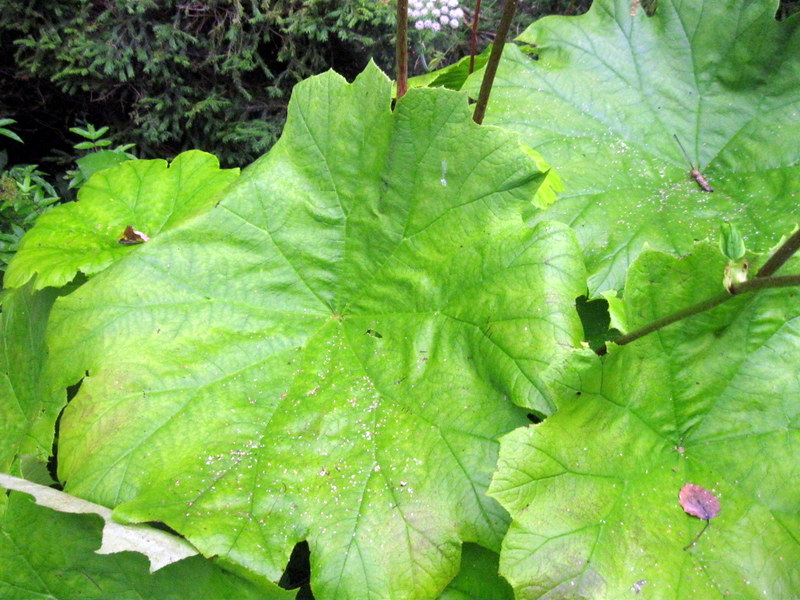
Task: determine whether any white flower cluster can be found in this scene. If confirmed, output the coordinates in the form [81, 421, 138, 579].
[409, 0, 464, 31]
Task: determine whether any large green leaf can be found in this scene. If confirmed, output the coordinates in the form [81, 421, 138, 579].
[470, 0, 800, 295]
[490, 243, 800, 599]
[0, 282, 60, 472]
[5, 151, 239, 290]
[0, 491, 288, 599]
[44, 64, 589, 599]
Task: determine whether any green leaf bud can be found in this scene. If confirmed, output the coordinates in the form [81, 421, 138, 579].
[719, 222, 746, 261]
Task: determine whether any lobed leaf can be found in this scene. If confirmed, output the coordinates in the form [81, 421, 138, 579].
[44, 63, 590, 599]
[5, 151, 239, 290]
[469, 0, 800, 295]
[490, 243, 800, 599]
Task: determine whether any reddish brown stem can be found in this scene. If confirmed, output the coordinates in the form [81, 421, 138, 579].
[473, 0, 518, 124]
[469, 0, 482, 74]
[756, 227, 800, 278]
[396, 0, 409, 99]
[608, 274, 800, 349]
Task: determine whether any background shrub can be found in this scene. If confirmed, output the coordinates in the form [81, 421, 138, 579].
[0, 0, 399, 166]
[0, 1, 601, 167]
[3, 0, 798, 168]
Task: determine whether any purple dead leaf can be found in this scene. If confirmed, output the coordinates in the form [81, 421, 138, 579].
[679, 483, 720, 550]
[679, 483, 720, 519]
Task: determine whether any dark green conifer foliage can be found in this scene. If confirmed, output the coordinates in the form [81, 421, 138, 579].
[0, 1, 397, 165]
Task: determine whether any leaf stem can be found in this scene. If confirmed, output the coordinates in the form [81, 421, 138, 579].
[469, 0, 483, 74]
[683, 519, 710, 551]
[732, 274, 800, 293]
[611, 292, 729, 347]
[473, 0, 518, 124]
[610, 274, 800, 348]
[755, 227, 800, 278]
[396, 0, 409, 99]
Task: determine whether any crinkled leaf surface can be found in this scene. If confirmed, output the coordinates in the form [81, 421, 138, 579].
[5, 150, 239, 290]
[46, 64, 588, 599]
[0, 492, 288, 600]
[470, 0, 800, 294]
[490, 243, 800, 599]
